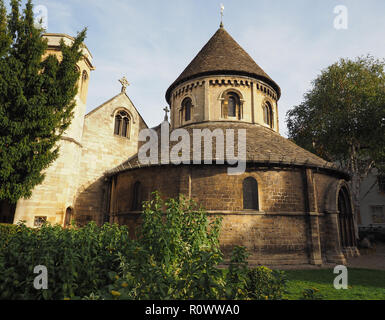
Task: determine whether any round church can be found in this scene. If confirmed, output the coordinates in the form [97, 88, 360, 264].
[104, 25, 359, 266]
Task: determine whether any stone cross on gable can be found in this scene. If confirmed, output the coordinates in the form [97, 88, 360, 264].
[163, 106, 170, 121]
[119, 77, 130, 92]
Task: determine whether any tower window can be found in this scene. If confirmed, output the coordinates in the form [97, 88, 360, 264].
[222, 92, 241, 119]
[114, 111, 130, 138]
[263, 101, 273, 128]
[243, 177, 259, 210]
[182, 98, 192, 122]
[228, 96, 236, 117]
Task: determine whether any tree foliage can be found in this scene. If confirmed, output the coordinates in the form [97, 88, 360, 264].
[0, 0, 86, 203]
[286, 55, 385, 175]
[0, 193, 288, 300]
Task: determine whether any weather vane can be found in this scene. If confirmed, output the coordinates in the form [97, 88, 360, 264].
[220, 3, 224, 27]
[119, 76, 130, 93]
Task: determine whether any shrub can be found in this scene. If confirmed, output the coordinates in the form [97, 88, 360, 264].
[246, 267, 287, 300]
[1, 192, 288, 300]
[0, 223, 18, 247]
[0, 222, 133, 299]
[92, 192, 288, 300]
[95, 192, 225, 300]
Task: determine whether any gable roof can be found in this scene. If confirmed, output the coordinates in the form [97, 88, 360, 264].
[85, 92, 149, 129]
[165, 26, 281, 103]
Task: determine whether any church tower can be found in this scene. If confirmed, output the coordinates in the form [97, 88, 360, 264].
[13, 34, 95, 227]
[166, 25, 281, 133]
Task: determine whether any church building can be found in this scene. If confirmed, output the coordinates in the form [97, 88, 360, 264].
[1, 24, 360, 266]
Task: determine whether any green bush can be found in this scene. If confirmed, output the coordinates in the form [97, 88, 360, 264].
[94, 192, 225, 300]
[0, 192, 288, 300]
[0, 222, 133, 299]
[246, 267, 287, 300]
[0, 224, 18, 247]
[91, 192, 287, 300]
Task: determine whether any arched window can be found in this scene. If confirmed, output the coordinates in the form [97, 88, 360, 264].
[263, 101, 273, 128]
[222, 92, 241, 119]
[182, 98, 192, 122]
[114, 110, 130, 138]
[338, 186, 356, 248]
[64, 207, 73, 228]
[243, 177, 259, 210]
[131, 181, 142, 211]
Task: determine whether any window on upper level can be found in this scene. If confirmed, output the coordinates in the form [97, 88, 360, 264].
[114, 110, 131, 138]
[263, 101, 273, 128]
[222, 92, 241, 119]
[182, 97, 192, 122]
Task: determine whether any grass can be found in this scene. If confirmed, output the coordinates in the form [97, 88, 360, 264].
[281, 268, 385, 300]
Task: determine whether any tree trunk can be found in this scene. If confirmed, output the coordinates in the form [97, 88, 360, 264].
[350, 172, 361, 240]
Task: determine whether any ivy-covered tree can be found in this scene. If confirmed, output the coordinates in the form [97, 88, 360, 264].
[286, 55, 385, 228]
[0, 0, 86, 203]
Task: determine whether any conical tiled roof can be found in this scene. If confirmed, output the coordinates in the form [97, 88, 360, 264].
[166, 26, 281, 103]
[106, 121, 350, 180]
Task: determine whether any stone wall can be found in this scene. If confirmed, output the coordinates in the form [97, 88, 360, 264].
[170, 75, 279, 133]
[109, 164, 348, 265]
[74, 93, 148, 225]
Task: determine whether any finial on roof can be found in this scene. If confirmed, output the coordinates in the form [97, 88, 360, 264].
[163, 106, 170, 121]
[119, 76, 130, 93]
[220, 4, 224, 28]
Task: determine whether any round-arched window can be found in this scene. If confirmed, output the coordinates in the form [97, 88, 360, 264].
[223, 92, 241, 119]
[182, 98, 192, 122]
[263, 101, 273, 128]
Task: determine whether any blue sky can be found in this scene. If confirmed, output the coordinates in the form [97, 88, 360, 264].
[11, 0, 385, 135]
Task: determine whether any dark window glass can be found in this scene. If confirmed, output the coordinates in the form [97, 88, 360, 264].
[223, 92, 240, 119]
[132, 181, 142, 211]
[114, 111, 130, 138]
[264, 102, 273, 128]
[182, 98, 192, 122]
[64, 207, 73, 227]
[243, 177, 259, 210]
[114, 115, 122, 135]
[122, 117, 129, 137]
[228, 96, 236, 117]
